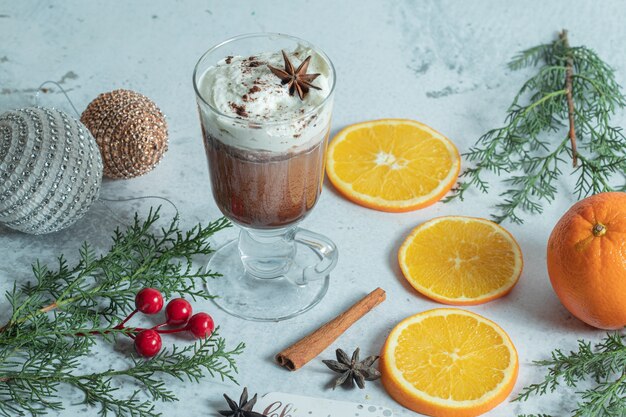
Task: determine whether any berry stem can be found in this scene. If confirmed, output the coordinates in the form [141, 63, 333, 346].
[154, 326, 188, 335]
[114, 309, 138, 330]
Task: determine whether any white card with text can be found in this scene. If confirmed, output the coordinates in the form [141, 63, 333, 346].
[256, 392, 393, 417]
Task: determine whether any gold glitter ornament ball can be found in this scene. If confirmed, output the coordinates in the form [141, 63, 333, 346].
[81, 89, 168, 179]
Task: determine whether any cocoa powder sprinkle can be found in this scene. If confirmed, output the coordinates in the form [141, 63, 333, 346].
[229, 102, 248, 118]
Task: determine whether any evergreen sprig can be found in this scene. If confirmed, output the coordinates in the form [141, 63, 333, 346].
[0, 208, 244, 416]
[515, 332, 626, 416]
[446, 30, 626, 224]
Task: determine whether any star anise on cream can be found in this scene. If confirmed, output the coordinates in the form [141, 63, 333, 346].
[267, 50, 321, 100]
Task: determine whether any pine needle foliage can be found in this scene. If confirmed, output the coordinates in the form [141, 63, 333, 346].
[0, 208, 245, 417]
[515, 332, 626, 416]
[446, 30, 626, 224]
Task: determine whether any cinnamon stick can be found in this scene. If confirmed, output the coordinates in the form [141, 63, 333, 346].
[275, 287, 386, 371]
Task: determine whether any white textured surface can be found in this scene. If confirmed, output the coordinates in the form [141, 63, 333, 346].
[1, 1, 626, 416]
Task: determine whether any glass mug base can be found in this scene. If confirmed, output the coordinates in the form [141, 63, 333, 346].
[205, 237, 331, 322]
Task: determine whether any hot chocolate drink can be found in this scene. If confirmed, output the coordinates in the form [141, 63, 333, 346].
[194, 34, 338, 321]
[196, 45, 333, 228]
[203, 130, 328, 228]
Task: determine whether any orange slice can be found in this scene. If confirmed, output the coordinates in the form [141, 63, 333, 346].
[326, 119, 460, 212]
[398, 216, 523, 305]
[380, 308, 519, 417]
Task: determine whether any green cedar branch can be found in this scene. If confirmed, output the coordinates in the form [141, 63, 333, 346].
[0, 331, 244, 417]
[1, 207, 231, 335]
[446, 29, 626, 224]
[0, 208, 244, 416]
[515, 332, 626, 416]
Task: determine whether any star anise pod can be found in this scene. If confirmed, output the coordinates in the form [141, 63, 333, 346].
[267, 50, 321, 100]
[322, 347, 381, 389]
[219, 387, 267, 417]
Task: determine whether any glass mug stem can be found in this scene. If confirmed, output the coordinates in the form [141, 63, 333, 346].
[239, 225, 338, 285]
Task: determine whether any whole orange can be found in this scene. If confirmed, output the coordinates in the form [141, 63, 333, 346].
[547, 192, 626, 329]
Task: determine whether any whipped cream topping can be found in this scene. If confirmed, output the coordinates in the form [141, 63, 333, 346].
[197, 45, 334, 152]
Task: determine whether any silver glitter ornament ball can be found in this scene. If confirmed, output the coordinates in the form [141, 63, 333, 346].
[0, 107, 103, 234]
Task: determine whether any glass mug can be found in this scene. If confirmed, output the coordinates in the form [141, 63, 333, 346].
[193, 33, 338, 321]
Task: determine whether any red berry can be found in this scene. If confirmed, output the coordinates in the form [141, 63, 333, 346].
[134, 329, 162, 357]
[135, 288, 164, 315]
[186, 312, 215, 339]
[165, 298, 192, 326]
